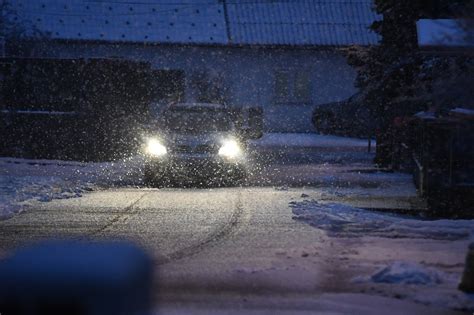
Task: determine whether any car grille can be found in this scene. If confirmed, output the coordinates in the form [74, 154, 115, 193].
[173, 144, 217, 154]
[174, 145, 191, 153]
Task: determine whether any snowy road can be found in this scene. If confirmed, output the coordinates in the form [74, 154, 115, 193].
[0, 135, 472, 314]
[0, 173, 471, 313]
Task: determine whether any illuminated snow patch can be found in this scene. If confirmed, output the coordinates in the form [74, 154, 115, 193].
[290, 200, 474, 240]
[354, 261, 448, 285]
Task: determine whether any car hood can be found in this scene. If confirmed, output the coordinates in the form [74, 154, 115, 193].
[164, 132, 234, 147]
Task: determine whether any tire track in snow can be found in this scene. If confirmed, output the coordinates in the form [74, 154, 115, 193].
[87, 189, 246, 266]
[156, 191, 245, 265]
[88, 191, 149, 237]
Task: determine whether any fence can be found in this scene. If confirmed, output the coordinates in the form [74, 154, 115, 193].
[0, 57, 152, 161]
[391, 110, 474, 212]
[0, 110, 145, 161]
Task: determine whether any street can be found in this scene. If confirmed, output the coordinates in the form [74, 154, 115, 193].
[0, 144, 470, 314]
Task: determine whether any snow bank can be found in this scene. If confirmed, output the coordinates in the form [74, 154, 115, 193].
[451, 107, 474, 117]
[0, 156, 145, 220]
[368, 261, 445, 285]
[290, 200, 474, 240]
[0, 175, 91, 217]
[352, 261, 474, 310]
[290, 200, 474, 311]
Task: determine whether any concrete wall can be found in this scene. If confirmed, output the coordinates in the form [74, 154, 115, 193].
[32, 43, 358, 132]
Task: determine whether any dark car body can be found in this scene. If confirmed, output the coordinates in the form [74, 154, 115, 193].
[143, 103, 261, 186]
[312, 93, 376, 138]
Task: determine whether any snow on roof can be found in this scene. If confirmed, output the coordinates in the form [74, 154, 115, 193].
[226, 0, 381, 46]
[451, 107, 474, 117]
[417, 19, 474, 48]
[10, 0, 228, 45]
[9, 0, 380, 47]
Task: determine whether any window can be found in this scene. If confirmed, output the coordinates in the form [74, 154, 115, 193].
[295, 71, 311, 103]
[274, 70, 312, 104]
[274, 70, 290, 102]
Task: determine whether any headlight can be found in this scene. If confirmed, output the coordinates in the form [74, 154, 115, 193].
[218, 139, 242, 158]
[145, 138, 167, 157]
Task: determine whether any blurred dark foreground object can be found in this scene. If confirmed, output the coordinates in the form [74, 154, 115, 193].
[0, 240, 153, 315]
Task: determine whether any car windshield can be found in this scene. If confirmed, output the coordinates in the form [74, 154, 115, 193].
[1, 1, 473, 315]
[161, 109, 232, 134]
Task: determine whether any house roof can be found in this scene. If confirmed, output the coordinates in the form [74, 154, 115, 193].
[417, 19, 474, 48]
[9, 0, 380, 47]
[226, 0, 380, 46]
[9, 0, 228, 44]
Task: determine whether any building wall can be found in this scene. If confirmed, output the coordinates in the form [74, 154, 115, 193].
[32, 42, 358, 132]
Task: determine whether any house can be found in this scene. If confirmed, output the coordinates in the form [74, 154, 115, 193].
[6, 0, 380, 132]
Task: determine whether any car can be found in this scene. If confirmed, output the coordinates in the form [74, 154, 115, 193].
[142, 103, 262, 186]
[312, 93, 375, 138]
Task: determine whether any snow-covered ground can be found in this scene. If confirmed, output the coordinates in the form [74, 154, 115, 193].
[291, 199, 474, 311]
[0, 156, 145, 219]
[291, 200, 473, 240]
